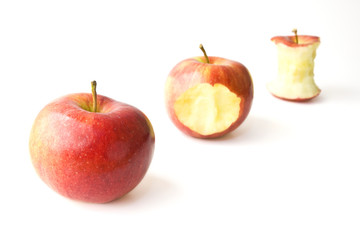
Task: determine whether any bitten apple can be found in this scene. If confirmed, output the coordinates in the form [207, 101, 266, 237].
[267, 29, 321, 101]
[29, 81, 155, 203]
[165, 45, 253, 138]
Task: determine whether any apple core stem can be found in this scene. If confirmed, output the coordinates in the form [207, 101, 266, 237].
[91, 80, 98, 112]
[199, 44, 210, 64]
[292, 28, 298, 44]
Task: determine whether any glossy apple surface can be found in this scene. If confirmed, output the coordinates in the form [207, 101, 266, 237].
[267, 34, 321, 101]
[165, 55, 253, 138]
[29, 93, 155, 203]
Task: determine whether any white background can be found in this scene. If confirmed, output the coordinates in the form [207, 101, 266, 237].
[1, 0, 360, 239]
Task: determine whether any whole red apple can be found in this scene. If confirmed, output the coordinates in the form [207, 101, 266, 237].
[29, 81, 155, 203]
[165, 44, 253, 138]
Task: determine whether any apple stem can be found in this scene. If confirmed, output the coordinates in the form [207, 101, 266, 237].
[292, 28, 298, 44]
[91, 80, 98, 112]
[199, 44, 210, 64]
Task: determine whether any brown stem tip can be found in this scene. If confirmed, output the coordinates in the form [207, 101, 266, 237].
[91, 80, 98, 112]
[199, 44, 210, 64]
[292, 28, 299, 44]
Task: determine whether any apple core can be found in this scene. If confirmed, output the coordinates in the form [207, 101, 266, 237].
[267, 38, 320, 100]
[174, 83, 241, 135]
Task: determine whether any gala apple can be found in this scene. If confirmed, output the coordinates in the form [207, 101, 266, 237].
[29, 81, 155, 203]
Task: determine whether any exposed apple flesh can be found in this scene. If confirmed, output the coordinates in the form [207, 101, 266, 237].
[174, 83, 241, 135]
[267, 30, 321, 101]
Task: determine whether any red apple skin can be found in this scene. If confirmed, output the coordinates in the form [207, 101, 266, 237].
[271, 91, 321, 102]
[165, 56, 253, 138]
[271, 35, 320, 47]
[29, 93, 155, 203]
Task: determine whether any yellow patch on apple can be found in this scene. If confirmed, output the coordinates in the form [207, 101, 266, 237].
[174, 83, 241, 135]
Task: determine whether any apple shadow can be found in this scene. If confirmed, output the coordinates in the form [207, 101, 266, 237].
[107, 174, 181, 207]
[206, 115, 292, 144]
[318, 84, 360, 104]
